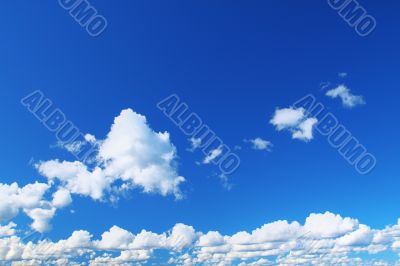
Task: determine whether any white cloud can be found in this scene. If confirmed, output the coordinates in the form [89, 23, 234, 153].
[52, 188, 72, 209]
[24, 206, 56, 233]
[0, 222, 16, 237]
[246, 138, 273, 151]
[5, 211, 400, 265]
[166, 223, 197, 251]
[3, 108, 186, 233]
[304, 212, 359, 238]
[270, 107, 318, 142]
[95, 225, 134, 250]
[38, 108, 185, 201]
[270, 107, 306, 130]
[197, 231, 225, 247]
[84, 133, 96, 143]
[37, 160, 110, 201]
[0, 182, 56, 233]
[336, 225, 374, 246]
[97, 108, 185, 198]
[292, 118, 318, 141]
[229, 220, 301, 244]
[326, 85, 365, 108]
[188, 137, 201, 151]
[2, 211, 400, 265]
[203, 146, 223, 164]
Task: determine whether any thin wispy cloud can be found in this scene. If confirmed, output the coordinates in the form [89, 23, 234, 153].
[187, 137, 201, 152]
[202, 146, 223, 164]
[245, 138, 273, 151]
[326, 85, 365, 108]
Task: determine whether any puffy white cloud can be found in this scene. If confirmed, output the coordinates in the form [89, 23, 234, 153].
[129, 229, 166, 250]
[304, 212, 359, 238]
[2, 108, 186, 233]
[67, 230, 93, 248]
[98, 109, 185, 198]
[229, 220, 301, 244]
[336, 225, 374, 246]
[0, 182, 55, 233]
[197, 231, 225, 247]
[270, 107, 306, 130]
[84, 133, 96, 143]
[38, 160, 110, 201]
[270, 107, 318, 142]
[90, 249, 151, 264]
[95, 226, 134, 250]
[292, 118, 318, 141]
[326, 85, 365, 108]
[2, 212, 400, 265]
[0, 222, 16, 237]
[166, 223, 197, 251]
[246, 138, 273, 151]
[52, 188, 72, 209]
[38, 108, 185, 201]
[24, 205, 56, 233]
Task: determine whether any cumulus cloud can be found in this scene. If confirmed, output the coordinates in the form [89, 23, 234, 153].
[304, 212, 359, 238]
[0, 182, 56, 233]
[245, 138, 273, 151]
[270, 108, 306, 130]
[2, 108, 185, 233]
[24, 206, 56, 233]
[52, 188, 72, 209]
[38, 108, 185, 201]
[292, 118, 318, 141]
[326, 85, 365, 108]
[84, 133, 96, 143]
[37, 160, 110, 201]
[2, 211, 400, 265]
[0, 222, 16, 237]
[95, 225, 134, 250]
[336, 225, 374, 246]
[270, 107, 318, 141]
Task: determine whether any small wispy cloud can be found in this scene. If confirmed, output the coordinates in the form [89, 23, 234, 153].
[326, 85, 365, 108]
[187, 137, 201, 152]
[245, 138, 273, 151]
[203, 146, 223, 164]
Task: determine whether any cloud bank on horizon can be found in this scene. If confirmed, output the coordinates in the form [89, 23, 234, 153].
[1, 211, 400, 265]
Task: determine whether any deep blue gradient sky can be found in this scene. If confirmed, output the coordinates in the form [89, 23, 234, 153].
[0, 0, 399, 244]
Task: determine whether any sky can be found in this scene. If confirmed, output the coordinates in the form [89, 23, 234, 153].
[0, 0, 399, 265]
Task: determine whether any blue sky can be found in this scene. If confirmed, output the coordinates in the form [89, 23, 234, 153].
[0, 0, 399, 265]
